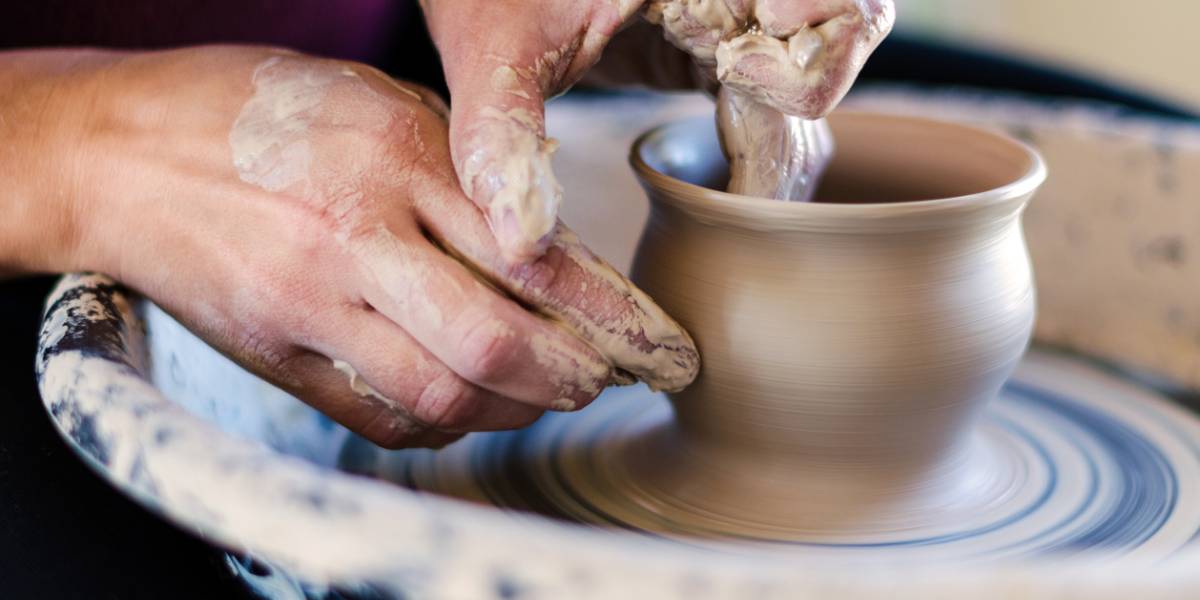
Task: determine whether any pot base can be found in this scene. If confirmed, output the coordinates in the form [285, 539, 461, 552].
[554, 417, 1033, 543]
[356, 350, 1200, 562]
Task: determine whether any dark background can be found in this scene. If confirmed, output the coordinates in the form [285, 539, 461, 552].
[0, 276, 252, 599]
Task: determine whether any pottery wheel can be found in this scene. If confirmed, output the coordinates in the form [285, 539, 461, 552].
[342, 349, 1200, 563]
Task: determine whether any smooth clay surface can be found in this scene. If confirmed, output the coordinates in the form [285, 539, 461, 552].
[843, 88, 1200, 394]
[613, 112, 1046, 538]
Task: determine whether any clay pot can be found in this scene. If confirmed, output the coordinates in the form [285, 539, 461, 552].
[618, 112, 1047, 539]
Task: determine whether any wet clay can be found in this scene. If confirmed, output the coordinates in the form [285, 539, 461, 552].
[713, 23, 835, 201]
[648, 1, 894, 200]
[716, 86, 832, 201]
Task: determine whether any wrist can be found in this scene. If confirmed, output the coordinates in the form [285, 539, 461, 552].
[0, 49, 121, 277]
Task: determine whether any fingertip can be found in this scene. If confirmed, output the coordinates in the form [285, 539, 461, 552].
[555, 372, 610, 412]
[441, 47, 562, 245]
[556, 372, 608, 414]
[488, 183, 559, 265]
[529, 329, 613, 411]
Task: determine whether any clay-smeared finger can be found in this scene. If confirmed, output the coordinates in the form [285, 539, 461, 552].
[413, 195, 700, 393]
[303, 305, 546, 433]
[347, 225, 612, 411]
[452, 99, 560, 263]
[433, 18, 566, 263]
[271, 351, 463, 450]
[423, 0, 634, 263]
[639, 0, 893, 117]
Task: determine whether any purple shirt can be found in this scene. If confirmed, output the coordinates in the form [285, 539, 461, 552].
[2, 1, 440, 86]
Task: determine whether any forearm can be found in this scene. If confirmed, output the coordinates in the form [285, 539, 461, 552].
[0, 49, 118, 278]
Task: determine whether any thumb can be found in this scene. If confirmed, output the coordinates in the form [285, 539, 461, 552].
[451, 70, 559, 262]
[426, 15, 570, 264]
[451, 72, 558, 264]
[425, 1, 637, 263]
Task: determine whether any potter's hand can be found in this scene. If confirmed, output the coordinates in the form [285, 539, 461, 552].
[419, 0, 642, 263]
[641, 0, 895, 117]
[1, 47, 698, 449]
[422, 1, 892, 261]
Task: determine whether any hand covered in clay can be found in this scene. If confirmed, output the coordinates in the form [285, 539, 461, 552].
[644, 0, 895, 117]
[5, 47, 697, 448]
[422, 0, 893, 258]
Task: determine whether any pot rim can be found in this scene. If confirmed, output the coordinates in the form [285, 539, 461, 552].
[629, 111, 1048, 232]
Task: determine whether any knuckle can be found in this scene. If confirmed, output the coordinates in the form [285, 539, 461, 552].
[412, 372, 478, 430]
[457, 315, 517, 382]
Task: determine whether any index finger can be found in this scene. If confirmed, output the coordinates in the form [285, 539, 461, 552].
[414, 190, 700, 393]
